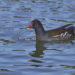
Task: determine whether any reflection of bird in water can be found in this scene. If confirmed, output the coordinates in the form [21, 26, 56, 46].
[29, 39, 75, 58]
[30, 41, 46, 58]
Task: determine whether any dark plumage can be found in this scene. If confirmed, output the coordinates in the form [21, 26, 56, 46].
[28, 19, 75, 41]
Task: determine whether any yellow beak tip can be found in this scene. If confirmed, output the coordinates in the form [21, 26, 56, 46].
[27, 27, 30, 30]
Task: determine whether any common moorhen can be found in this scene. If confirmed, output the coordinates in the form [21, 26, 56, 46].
[27, 19, 75, 41]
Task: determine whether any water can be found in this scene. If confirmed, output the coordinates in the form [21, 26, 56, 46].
[0, 0, 75, 75]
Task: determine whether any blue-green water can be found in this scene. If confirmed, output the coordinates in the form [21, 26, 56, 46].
[0, 0, 75, 75]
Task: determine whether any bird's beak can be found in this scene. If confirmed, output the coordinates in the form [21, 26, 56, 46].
[27, 24, 32, 29]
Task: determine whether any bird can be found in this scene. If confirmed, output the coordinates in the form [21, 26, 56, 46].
[27, 19, 75, 41]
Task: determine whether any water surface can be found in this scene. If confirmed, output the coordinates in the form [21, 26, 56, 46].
[0, 0, 75, 75]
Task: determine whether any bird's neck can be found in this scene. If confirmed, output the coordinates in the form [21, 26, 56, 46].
[34, 24, 45, 40]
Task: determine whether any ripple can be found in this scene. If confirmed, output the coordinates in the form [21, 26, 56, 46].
[52, 19, 75, 23]
[0, 69, 13, 72]
[0, 39, 16, 44]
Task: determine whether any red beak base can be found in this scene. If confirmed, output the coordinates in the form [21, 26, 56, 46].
[27, 23, 32, 29]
